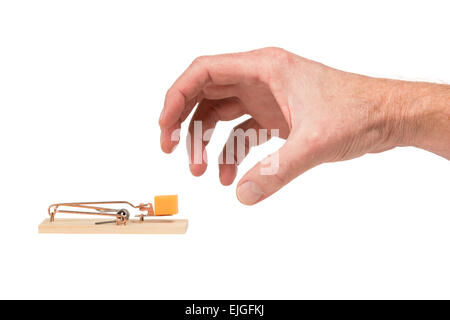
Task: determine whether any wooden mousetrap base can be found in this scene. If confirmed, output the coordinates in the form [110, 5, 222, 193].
[38, 218, 188, 234]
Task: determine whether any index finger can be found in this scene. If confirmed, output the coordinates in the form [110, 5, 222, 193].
[160, 52, 259, 128]
[159, 52, 260, 153]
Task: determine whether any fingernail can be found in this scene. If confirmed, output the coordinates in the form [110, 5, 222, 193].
[170, 143, 178, 153]
[237, 181, 264, 205]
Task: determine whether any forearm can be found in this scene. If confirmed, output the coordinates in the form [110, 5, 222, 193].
[382, 79, 450, 159]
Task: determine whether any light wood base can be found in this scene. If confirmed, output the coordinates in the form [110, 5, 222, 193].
[38, 218, 188, 234]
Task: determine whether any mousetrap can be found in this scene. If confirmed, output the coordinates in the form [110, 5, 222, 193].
[38, 195, 188, 234]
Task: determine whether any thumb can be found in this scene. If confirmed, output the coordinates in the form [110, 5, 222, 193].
[236, 138, 318, 205]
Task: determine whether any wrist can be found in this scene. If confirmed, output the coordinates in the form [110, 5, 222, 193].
[380, 79, 450, 158]
[380, 79, 420, 148]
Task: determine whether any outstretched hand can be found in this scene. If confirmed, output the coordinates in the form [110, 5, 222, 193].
[159, 47, 450, 205]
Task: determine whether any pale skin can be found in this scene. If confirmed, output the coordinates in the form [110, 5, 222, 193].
[159, 47, 450, 205]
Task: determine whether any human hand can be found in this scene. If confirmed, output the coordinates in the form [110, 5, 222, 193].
[159, 47, 450, 205]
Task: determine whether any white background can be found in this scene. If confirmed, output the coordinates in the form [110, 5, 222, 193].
[0, 0, 449, 299]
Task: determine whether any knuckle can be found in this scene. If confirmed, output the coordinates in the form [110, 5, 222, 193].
[192, 55, 208, 66]
[272, 162, 291, 186]
[303, 127, 327, 152]
[257, 47, 292, 83]
[262, 47, 290, 65]
[164, 86, 182, 105]
[164, 88, 172, 101]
